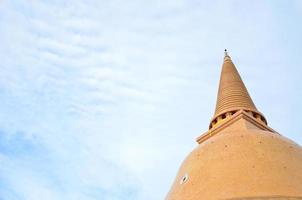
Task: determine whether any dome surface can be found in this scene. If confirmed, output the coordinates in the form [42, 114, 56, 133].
[166, 128, 302, 200]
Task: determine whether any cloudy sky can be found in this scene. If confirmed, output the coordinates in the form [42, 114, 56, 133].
[0, 0, 302, 199]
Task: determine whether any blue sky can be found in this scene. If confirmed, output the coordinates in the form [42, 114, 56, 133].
[0, 0, 302, 199]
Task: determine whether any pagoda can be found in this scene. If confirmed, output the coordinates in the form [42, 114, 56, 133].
[166, 51, 302, 200]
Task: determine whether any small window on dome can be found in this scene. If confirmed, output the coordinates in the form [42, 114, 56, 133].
[180, 173, 189, 185]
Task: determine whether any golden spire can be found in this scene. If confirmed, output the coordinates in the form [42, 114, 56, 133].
[209, 50, 266, 129]
[166, 51, 302, 200]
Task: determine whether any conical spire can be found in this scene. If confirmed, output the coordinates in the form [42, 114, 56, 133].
[215, 50, 256, 114]
[210, 50, 266, 129]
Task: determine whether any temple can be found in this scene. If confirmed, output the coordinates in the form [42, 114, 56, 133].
[165, 51, 302, 200]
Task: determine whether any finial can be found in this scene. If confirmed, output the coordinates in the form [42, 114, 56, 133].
[224, 49, 228, 57]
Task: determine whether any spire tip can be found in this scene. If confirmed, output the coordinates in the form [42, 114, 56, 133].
[224, 49, 228, 57]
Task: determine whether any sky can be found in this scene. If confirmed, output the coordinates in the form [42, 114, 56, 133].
[0, 0, 302, 199]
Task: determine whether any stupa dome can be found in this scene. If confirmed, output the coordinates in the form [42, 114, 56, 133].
[166, 51, 302, 200]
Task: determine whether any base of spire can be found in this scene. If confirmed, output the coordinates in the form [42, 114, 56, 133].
[209, 108, 267, 130]
[197, 110, 274, 144]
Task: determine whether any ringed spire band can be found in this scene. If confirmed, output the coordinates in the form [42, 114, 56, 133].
[209, 51, 267, 129]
